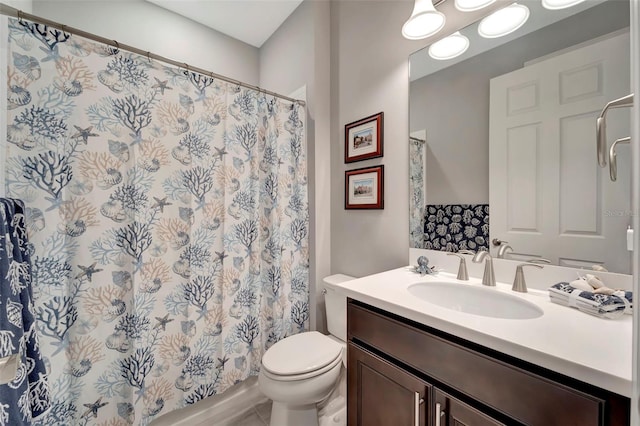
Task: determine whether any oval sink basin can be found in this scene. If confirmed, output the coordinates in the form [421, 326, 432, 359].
[407, 282, 543, 320]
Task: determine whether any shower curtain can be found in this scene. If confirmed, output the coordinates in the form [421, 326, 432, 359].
[4, 18, 309, 425]
[409, 138, 425, 248]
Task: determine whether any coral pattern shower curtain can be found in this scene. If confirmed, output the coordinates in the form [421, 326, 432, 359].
[4, 18, 309, 425]
[409, 138, 425, 248]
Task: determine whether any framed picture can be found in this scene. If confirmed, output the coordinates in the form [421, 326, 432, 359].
[344, 112, 383, 163]
[345, 165, 384, 210]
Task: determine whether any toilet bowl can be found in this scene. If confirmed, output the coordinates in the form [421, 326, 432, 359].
[258, 274, 354, 426]
[259, 332, 344, 425]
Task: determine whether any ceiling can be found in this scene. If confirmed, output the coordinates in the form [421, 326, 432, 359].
[146, 0, 304, 48]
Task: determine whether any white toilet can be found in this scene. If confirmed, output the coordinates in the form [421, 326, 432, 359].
[258, 274, 353, 426]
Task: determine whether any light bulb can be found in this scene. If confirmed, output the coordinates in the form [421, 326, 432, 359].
[478, 3, 530, 39]
[402, 0, 446, 40]
[542, 0, 585, 10]
[455, 0, 496, 12]
[428, 32, 470, 60]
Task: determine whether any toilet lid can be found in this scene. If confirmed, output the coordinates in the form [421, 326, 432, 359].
[262, 331, 343, 376]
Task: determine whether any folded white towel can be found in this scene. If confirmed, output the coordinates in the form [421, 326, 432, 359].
[549, 282, 632, 319]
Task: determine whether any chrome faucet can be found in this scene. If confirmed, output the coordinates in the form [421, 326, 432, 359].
[512, 263, 544, 293]
[446, 253, 469, 280]
[497, 243, 513, 259]
[472, 251, 495, 287]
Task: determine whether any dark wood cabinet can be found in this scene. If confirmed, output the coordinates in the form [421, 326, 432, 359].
[434, 389, 504, 426]
[347, 299, 630, 426]
[348, 343, 429, 426]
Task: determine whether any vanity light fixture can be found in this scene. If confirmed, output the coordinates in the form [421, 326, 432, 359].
[454, 0, 496, 12]
[541, 0, 585, 10]
[478, 3, 530, 39]
[428, 31, 469, 60]
[402, 0, 446, 40]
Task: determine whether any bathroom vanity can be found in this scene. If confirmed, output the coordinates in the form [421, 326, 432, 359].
[334, 262, 632, 426]
[347, 300, 628, 425]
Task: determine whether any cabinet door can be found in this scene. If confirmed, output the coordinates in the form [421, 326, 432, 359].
[434, 389, 505, 426]
[348, 343, 430, 426]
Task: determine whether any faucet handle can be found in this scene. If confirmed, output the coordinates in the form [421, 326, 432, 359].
[512, 263, 544, 293]
[446, 253, 469, 281]
[528, 258, 551, 264]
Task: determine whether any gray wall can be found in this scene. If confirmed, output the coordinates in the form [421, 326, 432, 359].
[330, 0, 419, 278]
[260, 1, 313, 95]
[3, 0, 32, 12]
[259, 1, 332, 332]
[410, 64, 491, 205]
[33, 0, 260, 85]
[330, 0, 629, 277]
[410, 1, 629, 206]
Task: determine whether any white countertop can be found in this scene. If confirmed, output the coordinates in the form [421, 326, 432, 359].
[331, 267, 632, 397]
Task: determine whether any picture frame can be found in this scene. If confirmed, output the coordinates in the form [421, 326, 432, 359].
[345, 165, 384, 210]
[344, 112, 383, 163]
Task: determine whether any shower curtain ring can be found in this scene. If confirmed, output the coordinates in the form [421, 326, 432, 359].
[113, 40, 119, 50]
[17, 10, 24, 24]
[146, 51, 152, 64]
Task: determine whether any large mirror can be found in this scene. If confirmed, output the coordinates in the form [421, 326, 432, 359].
[409, 0, 632, 274]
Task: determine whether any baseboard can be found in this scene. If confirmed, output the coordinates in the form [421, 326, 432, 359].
[151, 376, 266, 426]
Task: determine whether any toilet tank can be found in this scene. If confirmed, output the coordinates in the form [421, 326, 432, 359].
[323, 274, 355, 342]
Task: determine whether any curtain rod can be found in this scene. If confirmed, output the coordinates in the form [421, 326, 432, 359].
[0, 3, 306, 106]
[410, 136, 425, 143]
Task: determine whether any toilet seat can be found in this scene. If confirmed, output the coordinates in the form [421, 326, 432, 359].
[262, 331, 343, 381]
[261, 353, 342, 382]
